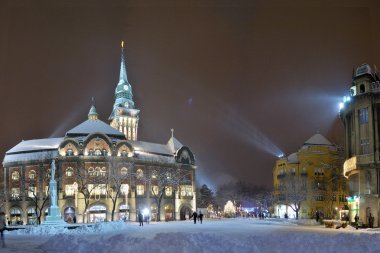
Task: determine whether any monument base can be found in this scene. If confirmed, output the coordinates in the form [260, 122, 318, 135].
[42, 205, 67, 226]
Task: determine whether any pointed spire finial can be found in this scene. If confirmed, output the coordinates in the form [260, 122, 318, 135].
[88, 97, 98, 120]
[171, 128, 174, 138]
[119, 41, 128, 83]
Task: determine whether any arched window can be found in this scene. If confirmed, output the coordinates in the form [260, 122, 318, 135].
[95, 149, 102, 156]
[136, 169, 144, 179]
[166, 172, 172, 179]
[151, 170, 158, 179]
[100, 167, 107, 176]
[66, 167, 74, 177]
[121, 150, 128, 157]
[136, 185, 145, 195]
[88, 149, 94, 156]
[66, 149, 74, 156]
[29, 170, 36, 180]
[11, 171, 20, 181]
[95, 167, 101, 176]
[121, 167, 128, 176]
[88, 167, 94, 176]
[102, 149, 108, 156]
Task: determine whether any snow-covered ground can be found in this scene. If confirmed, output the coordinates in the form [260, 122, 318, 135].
[2, 218, 380, 253]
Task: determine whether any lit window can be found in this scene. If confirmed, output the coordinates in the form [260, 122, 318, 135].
[136, 185, 145, 195]
[95, 149, 102, 156]
[11, 188, 20, 199]
[166, 172, 172, 179]
[28, 187, 37, 198]
[180, 185, 193, 197]
[88, 149, 94, 156]
[121, 150, 127, 157]
[165, 186, 172, 196]
[29, 170, 36, 180]
[121, 184, 129, 195]
[121, 167, 128, 176]
[151, 170, 158, 179]
[65, 184, 75, 196]
[136, 169, 144, 179]
[152, 185, 159, 195]
[11, 171, 20, 181]
[66, 167, 74, 177]
[101, 167, 107, 176]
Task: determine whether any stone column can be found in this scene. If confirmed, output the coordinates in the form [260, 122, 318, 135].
[129, 191, 136, 221]
[175, 191, 180, 220]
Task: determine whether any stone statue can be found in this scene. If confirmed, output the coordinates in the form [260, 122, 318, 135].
[51, 160, 56, 180]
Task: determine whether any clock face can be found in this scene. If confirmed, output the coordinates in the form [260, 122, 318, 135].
[123, 85, 129, 91]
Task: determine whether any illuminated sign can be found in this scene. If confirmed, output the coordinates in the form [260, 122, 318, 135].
[343, 156, 357, 178]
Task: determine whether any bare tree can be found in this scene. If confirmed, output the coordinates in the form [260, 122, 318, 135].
[147, 167, 192, 221]
[106, 158, 133, 221]
[277, 175, 308, 219]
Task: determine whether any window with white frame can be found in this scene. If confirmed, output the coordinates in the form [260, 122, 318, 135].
[121, 184, 129, 195]
[165, 186, 172, 196]
[136, 185, 145, 195]
[88, 167, 95, 176]
[151, 170, 158, 179]
[95, 149, 102, 156]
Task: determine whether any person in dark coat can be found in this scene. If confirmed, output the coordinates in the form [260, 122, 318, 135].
[138, 211, 144, 226]
[315, 211, 320, 222]
[190, 211, 198, 224]
[368, 213, 374, 228]
[0, 211, 6, 248]
[73, 215, 77, 224]
[199, 211, 204, 224]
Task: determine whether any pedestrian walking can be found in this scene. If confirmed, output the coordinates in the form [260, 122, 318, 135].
[145, 214, 150, 224]
[199, 211, 204, 224]
[354, 213, 359, 229]
[190, 211, 198, 224]
[138, 211, 144, 226]
[0, 211, 6, 248]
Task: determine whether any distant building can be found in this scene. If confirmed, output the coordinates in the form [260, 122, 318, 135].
[273, 134, 347, 219]
[340, 63, 380, 227]
[2, 42, 196, 224]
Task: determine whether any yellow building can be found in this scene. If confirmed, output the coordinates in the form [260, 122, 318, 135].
[273, 133, 348, 219]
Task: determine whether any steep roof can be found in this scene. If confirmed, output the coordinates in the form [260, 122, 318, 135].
[167, 136, 183, 153]
[66, 119, 125, 138]
[129, 140, 173, 156]
[304, 134, 332, 146]
[287, 152, 299, 164]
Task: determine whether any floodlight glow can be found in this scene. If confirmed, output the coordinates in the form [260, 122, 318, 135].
[343, 96, 347, 103]
[339, 102, 344, 110]
[346, 96, 351, 102]
[142, 208, 149, 216]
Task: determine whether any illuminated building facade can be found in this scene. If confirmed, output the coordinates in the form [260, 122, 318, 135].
[340, 63, 380, 226]
[1, 43, 196, 224]
[273, 134, 348, 219]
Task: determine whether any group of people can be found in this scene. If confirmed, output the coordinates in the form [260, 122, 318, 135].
[190, 211, 204, 224]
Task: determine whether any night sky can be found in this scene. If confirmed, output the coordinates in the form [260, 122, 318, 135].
[1, 0, 380, 189]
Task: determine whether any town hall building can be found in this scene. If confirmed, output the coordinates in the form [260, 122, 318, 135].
[2, 42, 196, 224]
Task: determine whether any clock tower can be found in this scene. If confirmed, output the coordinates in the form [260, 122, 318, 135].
[109, 41, 140, 140]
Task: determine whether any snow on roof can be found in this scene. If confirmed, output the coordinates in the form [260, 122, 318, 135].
[66, 119, 125, 138]
[303, 134, 332, 146]
[4, 150, 58, 164]
[287, 152, 299, 163]
[167, 136, 183, 153]
[130, 140, 173, 156]
[6, 138, 63, 154]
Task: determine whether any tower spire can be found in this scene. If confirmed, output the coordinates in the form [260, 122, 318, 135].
[119, 40, 128, 84]
[88, 97, 99, 120]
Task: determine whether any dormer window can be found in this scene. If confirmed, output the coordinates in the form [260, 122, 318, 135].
[95, 149, 102, 156]
[29, 170, 36, 180]
[121, 150, 127, 157]
[88, 149, 94, 156]
[66, 149, 73, 156]
[102, 149, 108, 156]
[12, 171, 20, 181]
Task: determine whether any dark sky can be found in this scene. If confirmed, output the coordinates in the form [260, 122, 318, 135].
[1, 0, 380, 189]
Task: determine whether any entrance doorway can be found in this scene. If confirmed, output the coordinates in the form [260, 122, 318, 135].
[89, 205, 107, 223]
[180, 206, 192, 220]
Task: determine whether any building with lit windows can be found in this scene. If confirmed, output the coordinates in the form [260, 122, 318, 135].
[273, 134, 348, 219]
[1, 42, 196, 224]
[340, 63, 380, 227]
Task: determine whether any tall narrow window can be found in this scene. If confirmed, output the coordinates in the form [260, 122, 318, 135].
[359, 108, 368, 124]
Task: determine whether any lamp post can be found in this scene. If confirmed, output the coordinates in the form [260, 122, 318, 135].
[73, 182, 78, 208]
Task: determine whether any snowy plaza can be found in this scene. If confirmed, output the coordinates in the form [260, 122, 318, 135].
[2, 218, 380, 253]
